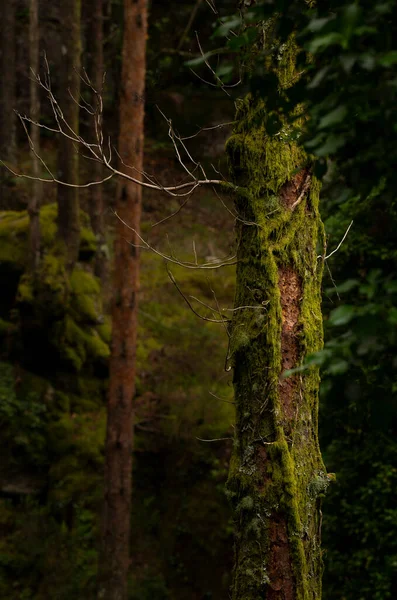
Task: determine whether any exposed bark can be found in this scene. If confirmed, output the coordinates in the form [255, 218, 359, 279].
[28, 0, 42, 272]
[97, 1, 148, 599]
[57, 0, 82, 268]
[89, 0, 107, 281]
[226, 26, 326, 598]
[0, 0, 17, 209]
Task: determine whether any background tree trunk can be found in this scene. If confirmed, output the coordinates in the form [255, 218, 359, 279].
[0, 0, 17, 209]
[28, 0, 42, 272]
[98, 1, 148, 599]
[226, 34, 327, 600]
[57, 0, 82, 268]
[89, 0, 107, 281]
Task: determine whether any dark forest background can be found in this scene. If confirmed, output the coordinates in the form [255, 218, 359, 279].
[0, 1, 396, 599]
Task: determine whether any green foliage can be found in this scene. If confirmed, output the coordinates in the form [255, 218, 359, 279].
[317, 167, 397, 598]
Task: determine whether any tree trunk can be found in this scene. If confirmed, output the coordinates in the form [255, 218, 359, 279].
[28, 0, 42, 272]
[0, 0, 16, 209]
[57, 0, 82, 268]
[226, 35, 327, 600]
[97, 1, 148, 599]
[89, 0, 107, 281]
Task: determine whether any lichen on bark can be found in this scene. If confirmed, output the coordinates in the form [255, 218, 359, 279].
[226, 49, 327, 600]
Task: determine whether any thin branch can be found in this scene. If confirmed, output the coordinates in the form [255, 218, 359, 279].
[166, 266, 229, 323]
[180, 120, 235, 141]
[318, 220, 353, 261]
[177, 0, 203, 50]
[115, 210, 237, 270]
[196, 436, 233, 442]
[290, 172, 312, 210]
[212, 186, 258, 226]
[1, 160, 114, 188]
[14, 60, 236, 203]
[208, 391, 235, 405]
[150, 196, 191, 228]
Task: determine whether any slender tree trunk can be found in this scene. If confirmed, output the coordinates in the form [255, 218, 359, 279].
[57, 0, 82, 268]
[226, 27, 327, 600]
[98, 1, 148, 599]
[89, 0, 107, 281]
[28, 0, 42, 272]
[0, 0, 16, 209]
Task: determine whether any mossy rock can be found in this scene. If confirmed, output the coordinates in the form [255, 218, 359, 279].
[0, 204, 109, 374]
[0, 203, 97, 273]
[69, 267, 102, 324]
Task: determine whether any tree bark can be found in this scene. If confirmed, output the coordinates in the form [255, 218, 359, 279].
[226, 31, 327, 600]
[89, 0, 107, 281]
[57, 0, 82, 268]
[97, 1, 148, 599]
[28, 0, 42, 272]
[0, 0, 16, 209]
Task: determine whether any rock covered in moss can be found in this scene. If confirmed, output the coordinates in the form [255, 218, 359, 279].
[0, 203, 109, 373]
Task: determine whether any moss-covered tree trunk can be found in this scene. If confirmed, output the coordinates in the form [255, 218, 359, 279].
[57, 0, 81, 268]
[226, 30, 327, 599]
[97, 1, 148, 599]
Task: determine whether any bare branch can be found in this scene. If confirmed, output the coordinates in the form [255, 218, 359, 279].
[180, 120, 235, 141]
[196, 436, 233, 442]
[166, 266, 229, 323]
[115, 209, 237, 270]
[318, 220, 353, 261]
[13, 61, 234, 200]
[150, 196, 191, 228]
[208, 390, 235, 405]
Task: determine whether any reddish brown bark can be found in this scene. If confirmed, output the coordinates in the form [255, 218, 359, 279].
[278, 266, 301, 425]
[267, 516, 295, 600]
[98, 1, 148, 599]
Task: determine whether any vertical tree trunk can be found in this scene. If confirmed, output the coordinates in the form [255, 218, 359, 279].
[89, 0, 107, 281]
[28, 0, 42, 272]
[98, 1, 148, 599]
[57, 0, 82, 268]
[0, 0, 16, 209]
[226, 33, 327, 600]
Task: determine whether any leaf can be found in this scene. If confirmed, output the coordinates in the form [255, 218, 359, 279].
[339, 54, 357, 73]
[185, 53, 212, 68]
[379, 51, 397, 67]
[228, 27, 258, 51]
[313, 134, 345, 157]
[308, 66, 331, 89]
[318, 106, 348, 129]
[216, 64, 234, 79]
[213, 16, 241, 38]
[328, 304, 356, 326]
[326, 279, 359, 295]
[307, 16, 335, 33]
[327, 360, 349, 375]
[307, 32, 345, 54]
[387, 307, 397, 325]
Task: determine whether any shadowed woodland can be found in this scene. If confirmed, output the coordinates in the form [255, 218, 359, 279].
[0, 1, 396, 599]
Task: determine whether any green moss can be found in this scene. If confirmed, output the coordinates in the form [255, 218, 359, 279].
[97, 316, 111, 344]
[0, 203, 110, 374]
[0, 211, 30, 268]
[70, 267, 101, 324]
[56, 316, 110, 372]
